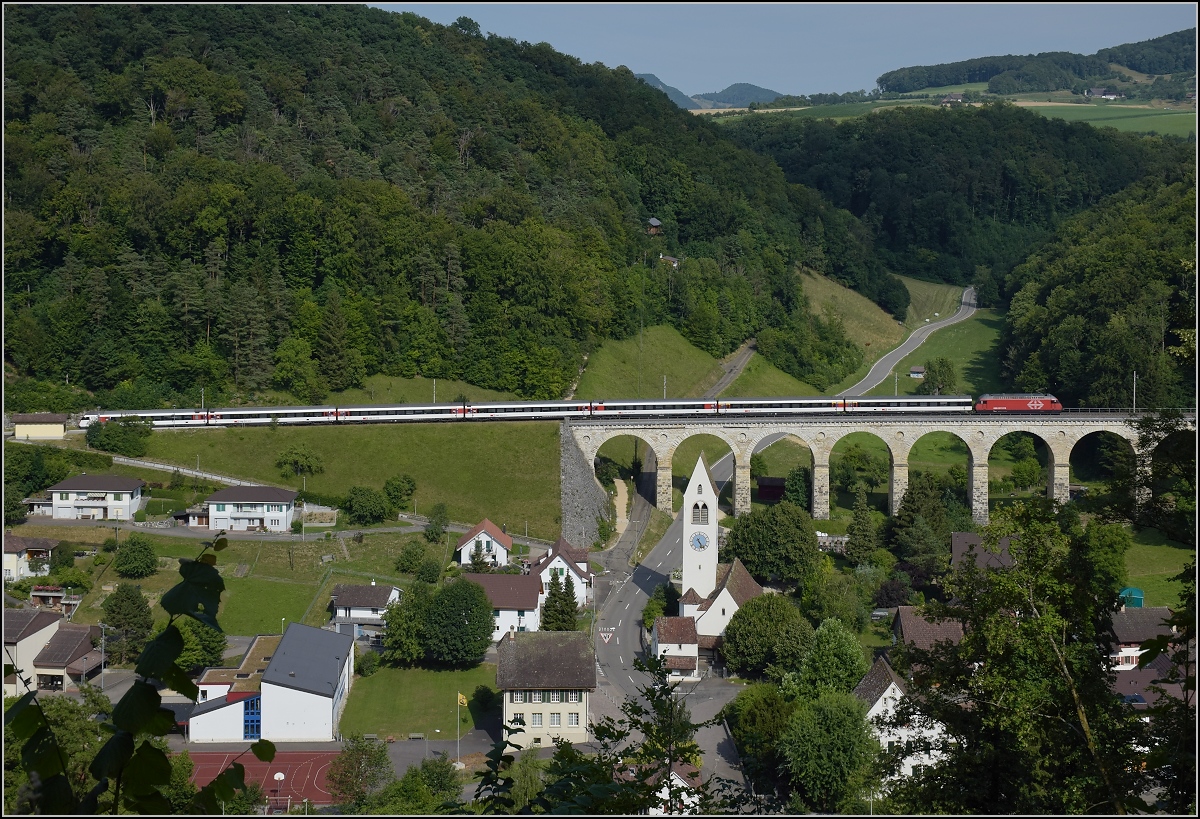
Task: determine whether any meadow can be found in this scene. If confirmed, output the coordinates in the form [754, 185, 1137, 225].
[1019, 103, 1196, 137]
[865, 308, 1007, 398]
[573, 325, 724, 400]
[1125, 527, 1192, 608]
[800, 269, 905, 364]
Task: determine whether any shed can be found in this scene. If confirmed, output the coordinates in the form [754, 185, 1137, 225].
[11, 414, 69, 440]
[647, 217, 662, 235]
[755, 476, 786, 502]
[1119, 587, 1144, 609]
[909, 366, 926, 379]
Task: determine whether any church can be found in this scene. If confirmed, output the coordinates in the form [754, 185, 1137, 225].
[650, 455, 762, 680]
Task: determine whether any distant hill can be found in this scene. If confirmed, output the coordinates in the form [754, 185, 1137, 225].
[635, 73, 699, 110]
[877, 28, 1195, 97]
[692, 83, 783, 108]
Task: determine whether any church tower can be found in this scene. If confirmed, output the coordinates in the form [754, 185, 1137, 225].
[681, 454, 719, 599]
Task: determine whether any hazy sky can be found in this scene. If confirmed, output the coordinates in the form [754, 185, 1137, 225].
[372, 3, 1196, 96]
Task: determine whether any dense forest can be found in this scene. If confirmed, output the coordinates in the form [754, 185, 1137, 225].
[3, 4, 899, 411]
[877, 28, 1195, 96]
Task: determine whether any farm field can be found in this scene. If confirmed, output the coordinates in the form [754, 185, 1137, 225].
[719, 353, 820, 398]
[1019, 103, 1196, 137]
[864, 308, 1007, 398]
[574, 325, 724, 400]
[339, 664, 498, 738]
[141, 421, 562, 540]
[1126, 527, 1192, 608]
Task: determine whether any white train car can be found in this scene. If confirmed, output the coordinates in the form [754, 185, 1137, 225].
[717, 397, 844, 415]
[589, 399, 719, 417]
[464, 401, 592, 420]
[842, 396, 974, 413]
[337, 404, 465, 422]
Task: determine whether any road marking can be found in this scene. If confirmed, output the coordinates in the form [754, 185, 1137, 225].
[629, 676, 636, 685]
[615, 637, 619, 645]
[625, 602, 630, 609]
[620, 656, 623, 664]
[619, 619, 622, 627]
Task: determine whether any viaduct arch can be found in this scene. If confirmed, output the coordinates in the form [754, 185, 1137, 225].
[566, 414, 1194, 525]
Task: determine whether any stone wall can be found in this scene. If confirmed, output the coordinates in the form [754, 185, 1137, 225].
[560, 421, 612, 547]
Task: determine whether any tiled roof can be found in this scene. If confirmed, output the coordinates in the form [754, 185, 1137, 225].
[496, 631, 596, 690]
[893, 606, 963, 650]
[551, 537, 591, 568]
[852, 657, 906, 707]
[1111, 607, 1173, 645]
[456, 519, 513, 550]
[261, 624, 353, 697]
[46, 475, 145, 492]
[206, 486, 298, 504]
[655, 616, 698, 645]
[697, 635, 723, 650]
[698, 559, 762, 611]
[530, 542, 593, 582]
[11, 413, 69, 424]
[4, 609, 62, 644]
[4, 534, 58, 555]
[462, 573, 541, 610]
[950, 532, 1014, 570]
[34, 624, 98, 668]
[679, 588, 704, 605]
[329, 584, 398, 610]
[664, 655, 697, 671]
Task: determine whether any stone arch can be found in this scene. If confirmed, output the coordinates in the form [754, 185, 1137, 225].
[1068, 428, 1137, 502]
[986, 427, 1063, 515]
[668, 431, 735, 515]
[828, 430, 896, 520]
[747, 433, 816, 513]
[906, 429, 975, 520]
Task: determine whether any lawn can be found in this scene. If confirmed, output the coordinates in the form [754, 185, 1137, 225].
[1020, 104, 1196, 137]
[720, 353, 820, 398]
[339, 663, 499, 738]
[912, 82, 991, 96]
[221, 576, 317, 636]
[865, 309, 1007, 398]
[574, 325, 724, 400]
[801, 270, 905, 365]
[1125, 527, 1192, 608]
[247, 373, 519, 409]
[141, 421, 563, 540]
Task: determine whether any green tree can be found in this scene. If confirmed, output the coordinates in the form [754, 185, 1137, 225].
[416, 557, 442, 584]
[783, 465, 811, 511]
[749, 452, 767, 479]
[1011, 457, 1043, 489]
[5, 483, 28, 526]
[326, 733, 392, 808]
[381, 584, 430, 667]
[85, 417, 152, 457]
[317, 290, 367, 392]
[721, 594, 813, 678]
[343, 485, 389, 525]
[395, 541, 425, 574]
[101, 583, 154, 663]
[424, 579, 493, 667]
[508, 747, 547, 813]
[272, 336, 326, 403]
[163, 750, 198, 814]
[383, 474, 417, 510]
[726, 683, 798, 792]
[469, 542, 492, 574]
[915, 357, 958, 396]
[423, 502, 449, 543]
[171, 616, 228, 673]
[722, 501, 820, 585]
[541, 572, 576, 631]
[275, 444, 324, 479]
[845, 482, 878, 566]
[113, 532, 157, 579]
[778, 692, 877, 813]
[783, 618, 869, 701]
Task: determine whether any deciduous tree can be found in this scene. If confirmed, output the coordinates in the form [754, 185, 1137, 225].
[722, 501, 819, 585]
[722, 594, 812, 678]
[327, 733, 392, 808]
[845, 482, 878, 566]
[778, 692, 877, 814]
[916, 357, 958, 396]
[113, 533, 157, 579]
[424, 579, 493, 667]
[782, 618, 868, 701]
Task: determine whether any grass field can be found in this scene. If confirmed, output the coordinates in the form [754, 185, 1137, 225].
[1020, 104, 1196, 137]
[719, 353, 820, 398]
[574, 325, 724, 400]
[142, 421, 562, 540]
[912, 82, 991, 96]
[865, 308, 1007, 397]
[716, 100, 924, 124]
[253, 373, 518, 408]
[1126, 527, 1192, 608]
[896, 275, 966, 331]
[801, 270, 905, 365]
[339, 664, 498, 738]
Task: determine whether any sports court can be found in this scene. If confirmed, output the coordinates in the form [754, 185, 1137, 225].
[186, 750, 339, 809]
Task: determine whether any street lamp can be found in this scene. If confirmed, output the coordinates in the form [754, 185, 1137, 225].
[281, 618, 286, 635]
[273, 771, 287, 813]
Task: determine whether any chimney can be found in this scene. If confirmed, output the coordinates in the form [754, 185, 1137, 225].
[508, 628, 515, 641]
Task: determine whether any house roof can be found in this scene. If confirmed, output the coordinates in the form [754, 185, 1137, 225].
[530, 541, 593, 582]
[655, 616, 698, 645]
[551, 537, 591, 567]
[679, 588, 704, 605]
[648, 217, 662, 227]
[893, 606, 964, 650]
[616, 760, 702, 789]
[206, 486, 298, 504]
[664, 655, 698, 671]
[495, 631, 596, 690]
[46, 475, 145, 492]
[950, 532, 1014, 570]
[261, 624, 353, 697]
[4, 609, 62, 644]
[1111, 607, 1174, 645]
[456, 519, 513, 551]
[11, 413, 69, 424]
[461, 573, 541, 610]
[697, 559, 762, 611]
[697, 634, 723, 650]
[853, 657, 907, 707]
[329, 583, 398, 610]
[199, 634, 284, 693]
[4, 534, 58, 555]
[34, 624, 99, 669]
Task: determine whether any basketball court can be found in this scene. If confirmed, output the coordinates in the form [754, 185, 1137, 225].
[186, 750, 339, 810]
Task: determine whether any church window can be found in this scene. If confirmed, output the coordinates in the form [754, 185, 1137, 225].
[697, 483, 703, 495]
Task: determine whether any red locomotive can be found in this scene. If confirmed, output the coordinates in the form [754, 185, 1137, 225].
[974, 394, 1063, 413]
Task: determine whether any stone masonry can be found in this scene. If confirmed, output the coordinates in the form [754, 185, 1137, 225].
[560, 420, 612, 547]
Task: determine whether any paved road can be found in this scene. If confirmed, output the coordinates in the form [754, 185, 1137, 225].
[839, 286, 976, 396]
[704, 339, 756, 398]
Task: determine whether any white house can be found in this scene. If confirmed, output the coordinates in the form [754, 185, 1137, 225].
[651, 616, 700, 681]
[852, 657, 944, 779]
[30, 623, 104, 692]
[1110, 607, 1174, 670]
[44, 475, 145, 521]
[616, 761, 703, 815]
[205, 486, 298, 532]
[328, 581, 401, 648]
[3, 610, 63, 697]
[529, 537, 593, 607]
[3, 535, 54, 582]
[190, 625, 353, 743]
[455, 519, 512, 568]
[497, 630, 596, 747]
[463, 573, 543, 636]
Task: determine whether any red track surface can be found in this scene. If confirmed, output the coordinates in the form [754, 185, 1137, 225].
[186, 751, 338, 806]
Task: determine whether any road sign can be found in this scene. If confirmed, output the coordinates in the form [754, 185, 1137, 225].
[601, 631, 613, 644]
[1027, 399, 1045, 410]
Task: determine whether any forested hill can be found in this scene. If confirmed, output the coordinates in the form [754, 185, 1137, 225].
[876, 28, 1195, 95]
[3, 4, 904, 412]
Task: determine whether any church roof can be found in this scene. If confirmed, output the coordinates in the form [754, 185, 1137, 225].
[685, 453, 718, 498]
[697, 559, 762, 611]
[679, 588, 704, 605]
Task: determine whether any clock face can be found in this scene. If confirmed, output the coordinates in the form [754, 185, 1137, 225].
[689, 532, 709, 552]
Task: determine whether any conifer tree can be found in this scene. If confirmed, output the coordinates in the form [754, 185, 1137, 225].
[845, 483, 877, 566]
[542, 572, 575, 631]
[562, 573, 579, 628]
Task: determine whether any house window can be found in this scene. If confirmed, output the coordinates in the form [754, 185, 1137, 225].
[568, 690, 580, 703]
[697, 484, 703, 495]
[531, 713, 543, 727]
[270, 520, 280, 527]
[550, 713, 561, 727]
[568, 713, 579, 726]
[511, 691, 526, 703]
[722, 608, 726, 616]
[113, 494, 124, 501]
[550, 690, 562, 703]
[493, 609, 500, 617]
[216, 504, 226, 512]
[371, 608, 379, 615]
[518, 610, 525, 617]
[531, 691, 543, 703]
[59, 493, 68, 501]
[691, 503, 708, 525]
[518, 626, 526, 632]
[199, 690, 208, 702]
[243, 696, 261, 740]
[511, 713, 524, 725]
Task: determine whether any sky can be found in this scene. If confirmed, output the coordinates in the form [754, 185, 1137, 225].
[373, 3, 1196, 96]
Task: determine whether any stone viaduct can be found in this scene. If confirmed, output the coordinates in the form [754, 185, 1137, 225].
[565, 413, 1195, 525]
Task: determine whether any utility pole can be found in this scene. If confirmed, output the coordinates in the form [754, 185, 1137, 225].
[894, 372, 898, 396]
[1132, 370, 1137, 413]
[663, 375, 667, 399]
[433, 379, 437, 403]
[98, 623, 112, 691]
[201, 387, 205, 411]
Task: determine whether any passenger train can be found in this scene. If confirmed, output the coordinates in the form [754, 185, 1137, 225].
[77, 394, 1062, 429]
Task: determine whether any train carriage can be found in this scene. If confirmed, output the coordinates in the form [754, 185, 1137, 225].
[465, 401, 592, 420]
[590, 399, 718, 417]
[974, 394, 1063, 413]
[842, 396, 974, 413]
[717, 397, 844, 415]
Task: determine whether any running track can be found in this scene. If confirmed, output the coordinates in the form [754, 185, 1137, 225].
[186, 751, 338, 806]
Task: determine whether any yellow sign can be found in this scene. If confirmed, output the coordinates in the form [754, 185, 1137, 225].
[458, 692, 468, 707]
